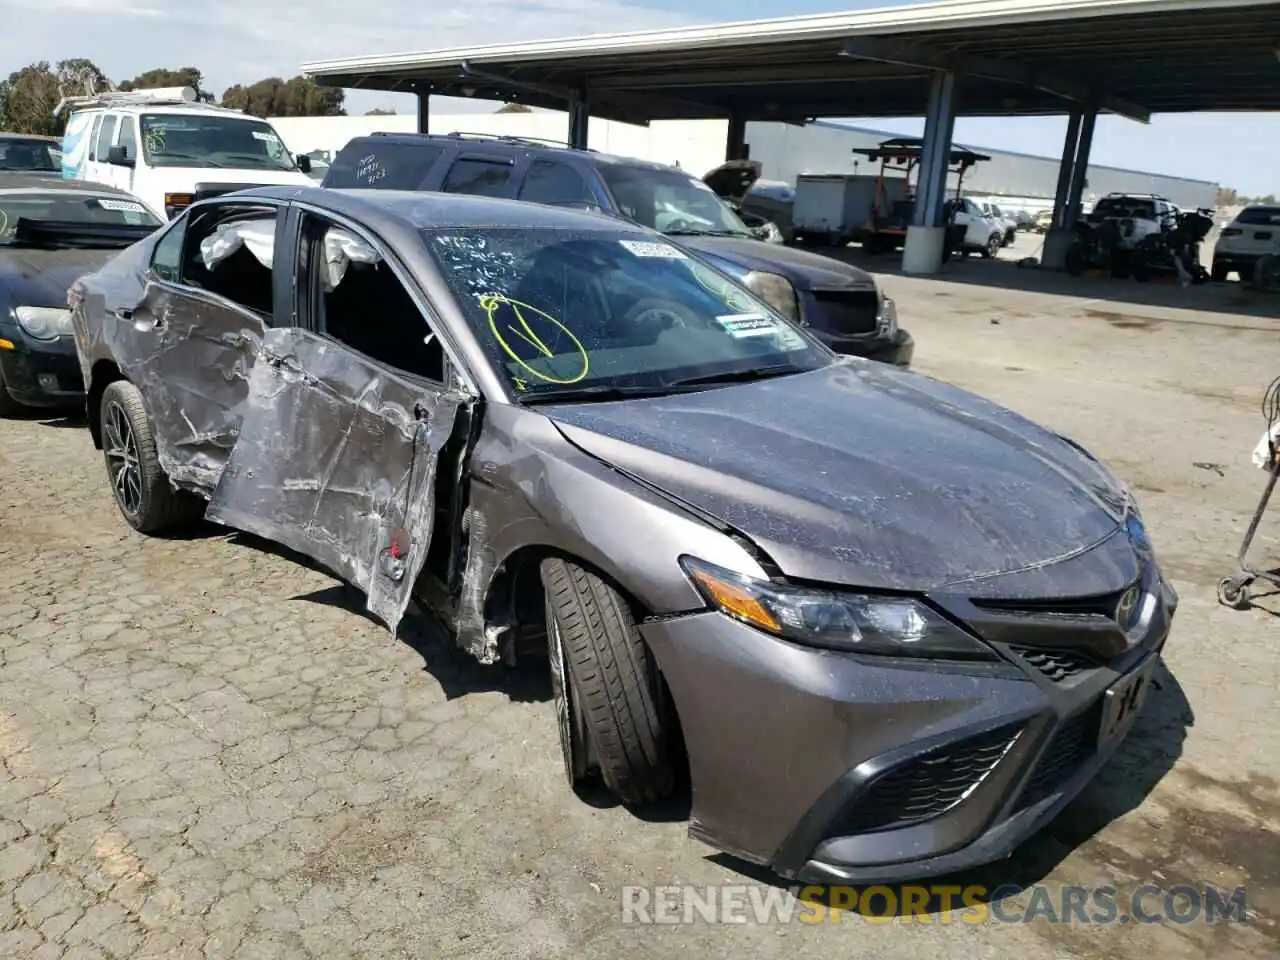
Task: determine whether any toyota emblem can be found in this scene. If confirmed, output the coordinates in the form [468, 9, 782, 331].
[1116, 585, 1140, 627]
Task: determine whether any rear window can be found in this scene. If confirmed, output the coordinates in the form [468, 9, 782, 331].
[323, 141, 445, 189]
[1093, 197, 1156, 218]
[0, 190, 160, 240]
[0, 137, 60, 173]
[1237, 207, 1280, 226]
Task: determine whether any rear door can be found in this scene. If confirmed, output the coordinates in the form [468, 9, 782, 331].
[84, 111, 118, 187]
[439, 153, 521, 199]
[205, 204, 468, 632]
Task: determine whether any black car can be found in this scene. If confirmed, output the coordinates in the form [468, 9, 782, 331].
[0, 175, 162, 415]
[321, 132, 912, 367]
[0, 134, 62, 176]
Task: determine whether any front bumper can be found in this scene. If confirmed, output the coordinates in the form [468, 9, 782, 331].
[0, 333, 84, 408]
[813, 327, 913, 367]
[640, 572, 1175, 884]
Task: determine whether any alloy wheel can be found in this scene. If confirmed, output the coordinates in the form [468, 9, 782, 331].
[103, 399, 143, 519]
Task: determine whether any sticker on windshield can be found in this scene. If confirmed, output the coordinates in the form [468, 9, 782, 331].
[619, 240, 687, 259]
[93, 198, 147, 214]
[716, 314, 780, 338]
[251, 130, 281, 142]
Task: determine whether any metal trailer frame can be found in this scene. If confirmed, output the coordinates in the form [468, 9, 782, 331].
[1218, 375, 1280, 610]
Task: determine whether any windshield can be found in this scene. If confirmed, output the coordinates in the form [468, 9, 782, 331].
[424, 228, 830, 402]
[0, 190, 160, 244]
[0, 138, 60, 172]
[1093, 197, 1156, 218]
[1238, 207, 1280, 226]
[598, 164, 753, 237]
[139, 113, 298, 171]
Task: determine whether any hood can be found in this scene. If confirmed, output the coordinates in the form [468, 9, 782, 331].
[0, 247, 119, 308]
[676, 235, 875, 290]
[546, 361, 1136, 597]
[702, 160, 762, 203]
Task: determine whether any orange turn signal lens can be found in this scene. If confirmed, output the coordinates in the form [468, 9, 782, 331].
[685, 564, 781, 634]
[0, 339, 14, 351]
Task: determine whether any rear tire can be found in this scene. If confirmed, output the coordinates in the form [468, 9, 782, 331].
[540, 558, 674, 807]
[99, 379, 204, 535]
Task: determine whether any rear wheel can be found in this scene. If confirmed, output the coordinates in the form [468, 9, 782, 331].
[540, 558, 674, 806]
[99, 380, 204, 535]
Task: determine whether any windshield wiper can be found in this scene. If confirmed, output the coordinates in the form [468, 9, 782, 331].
[663, 228, 748, 237]
[517, 384, 686, 405]
[665, 365, 799, 388]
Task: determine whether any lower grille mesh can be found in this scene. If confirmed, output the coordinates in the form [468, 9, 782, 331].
[1015, 705, 1101, 810]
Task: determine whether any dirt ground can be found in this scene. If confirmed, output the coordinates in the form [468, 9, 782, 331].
[1, 257, 1277, 959]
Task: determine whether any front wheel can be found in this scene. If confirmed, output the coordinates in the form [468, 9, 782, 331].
[981, 233, 1002, 259]
[541, 558, 674, 806]
[99, 380, 204, 534]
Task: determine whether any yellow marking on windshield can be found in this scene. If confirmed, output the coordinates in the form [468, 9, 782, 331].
[478, 293, 590, 386]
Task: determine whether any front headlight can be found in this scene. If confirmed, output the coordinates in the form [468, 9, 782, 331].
[680, 557, 995, 660]
[742, 270, 799, 323]
[14, 306, 73, 340]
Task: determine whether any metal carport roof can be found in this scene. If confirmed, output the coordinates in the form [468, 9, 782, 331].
[302, 0, 1280, 126]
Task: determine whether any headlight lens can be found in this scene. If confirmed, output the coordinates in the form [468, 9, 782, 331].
[14, 306, 73, 340]
[742, 270, 799, 323]
[680, 557, 996, 660]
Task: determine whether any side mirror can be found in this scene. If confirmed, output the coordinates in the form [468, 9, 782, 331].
[296, 154, 312, 174]
[107, 144, 134, 168]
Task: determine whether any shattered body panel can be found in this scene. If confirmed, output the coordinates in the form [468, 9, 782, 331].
[207, 327, 462, 632]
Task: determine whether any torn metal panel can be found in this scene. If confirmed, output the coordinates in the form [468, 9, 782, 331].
[453, 504, 503, 664]
[205, 326, 461, 634]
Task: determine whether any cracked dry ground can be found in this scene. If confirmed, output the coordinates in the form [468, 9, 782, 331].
[1, 279, 1278, 959]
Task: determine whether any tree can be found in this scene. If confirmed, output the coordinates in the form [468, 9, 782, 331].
[0, 59, 109, 136]
[220, 76, 344, 118]
[119, 67, 214, 102]
[365, 107, 396, 115]
[496, 102, 532, 113]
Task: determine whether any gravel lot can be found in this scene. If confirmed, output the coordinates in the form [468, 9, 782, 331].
[1, 257, 1277, 959]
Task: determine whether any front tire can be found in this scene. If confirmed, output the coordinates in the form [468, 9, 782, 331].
[541, 558, 674, 806]
[982, 233, 1002, 259]
[99, 380, 203, 535]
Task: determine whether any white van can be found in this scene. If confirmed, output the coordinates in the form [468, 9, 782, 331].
[57, 87, 314, 220]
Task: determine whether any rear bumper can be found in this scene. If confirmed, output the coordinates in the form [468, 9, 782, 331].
[0, 336, 84, 408]
[639, 573, 1175, 884]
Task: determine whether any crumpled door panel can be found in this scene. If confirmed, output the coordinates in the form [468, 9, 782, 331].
[206, 327, 461, 634]
[121, 284, 265, 492]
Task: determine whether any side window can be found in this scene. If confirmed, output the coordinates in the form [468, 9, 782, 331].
[116, 118, 138, 163]
[323, 141, 444, 189]
[150, 219, 185, 282]
[517, 160, 596, 208]
[95, 115, 118, 161]
[441, 158, 513, 197]
[300, 212, 445, 382]
[87, 115, 103, 161]
[180, 204, 279, 318]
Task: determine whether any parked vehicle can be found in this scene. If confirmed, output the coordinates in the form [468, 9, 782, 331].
[1032, 209, 1054, 234]
[1212, 204, 1280, 281]
[1013, 209, 1038, 232]
[945, 197, 1006, 258]
[1083, 194, 1177, 252]
[56, 86, 315, 221]
[0, 175, 161, 415]
[320, 132, 912, 367]
[791, 173, 886, 247]
[975, 200, 1020, 246]
[0, 134, 63, 175]
[71, 186, 1175, 884]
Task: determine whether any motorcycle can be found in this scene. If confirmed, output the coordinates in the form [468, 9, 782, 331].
[1130, 207, 1214, 284]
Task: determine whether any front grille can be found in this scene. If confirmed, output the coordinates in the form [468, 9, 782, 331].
[1015, 704, 1100, 811]
[1010, 646, 1098, 683]
[810, 289, 880, 335]
[1255, 231, 1273, 240]
[832, 724, 1021, 835]
[972, 586, 1130, 619]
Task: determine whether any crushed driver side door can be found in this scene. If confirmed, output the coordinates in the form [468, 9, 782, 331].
[205, 327, 464, 633]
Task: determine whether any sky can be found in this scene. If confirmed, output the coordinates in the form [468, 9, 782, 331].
[6, 0, 1279, 196]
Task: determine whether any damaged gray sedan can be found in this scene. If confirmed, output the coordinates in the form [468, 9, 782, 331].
[70, 186, 1176, 883]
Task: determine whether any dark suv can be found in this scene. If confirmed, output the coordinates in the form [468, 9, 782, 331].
[321, 132, 913, 367]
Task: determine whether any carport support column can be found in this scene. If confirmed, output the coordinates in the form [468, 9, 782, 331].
[416, 87, 431, 135]
[903, 70, 958, 275]
[1042, 106, 1097, 270]
[567, 88, 589, 150]
[726, 113, 748, 161]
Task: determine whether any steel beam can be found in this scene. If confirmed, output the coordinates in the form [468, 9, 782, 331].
[1051, 109, 1082, 230]
[726, 114, 747, 160]
[1066, 107, 1098, 221]
[913, 70, 959, 230]
[567, 90, 590, 150]
[415, 87, 430, 134]
[842, 36, 1150, 124]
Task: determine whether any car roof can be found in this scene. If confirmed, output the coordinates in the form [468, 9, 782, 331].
[0, 173, 140, 197]
[345, 132, 683, 175]
[0, 133, 60, 143]
[241, 184, 653, 234]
